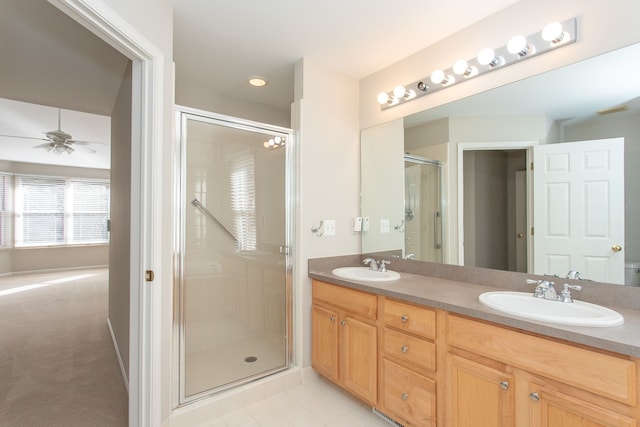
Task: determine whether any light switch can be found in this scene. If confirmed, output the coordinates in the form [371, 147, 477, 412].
[324, 219, 336, 236]
[380, 219, 390, 233]
[362, 217, 370, 231]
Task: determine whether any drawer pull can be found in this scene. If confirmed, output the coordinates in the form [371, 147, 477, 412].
[499, 381, 509, 390]
[401, 393, 409, 401]
[401, 346, 409, 353]
[529, 392, 540, 402]
[329, 316, 336, 322]
[401, 315, 409, 323]
[340, 320, 347, 326]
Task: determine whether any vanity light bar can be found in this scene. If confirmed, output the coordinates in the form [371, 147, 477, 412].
[377, 17, 577, 110]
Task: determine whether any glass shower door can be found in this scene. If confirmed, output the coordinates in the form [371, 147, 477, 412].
[404, 155, 444, 263]
[175, 108, 292, 404]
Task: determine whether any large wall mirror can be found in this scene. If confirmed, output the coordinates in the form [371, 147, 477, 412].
[361, 42, 640, 286]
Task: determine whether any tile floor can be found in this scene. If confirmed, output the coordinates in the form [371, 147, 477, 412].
[191, 375, 394, 427]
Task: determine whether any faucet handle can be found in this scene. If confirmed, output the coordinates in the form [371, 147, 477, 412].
[362, 258, 378, 271]
[559, 283, 582, 303]
[379, 260, 390, 272]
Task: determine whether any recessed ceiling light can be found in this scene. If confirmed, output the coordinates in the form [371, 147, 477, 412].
[248, 76, 268, 87]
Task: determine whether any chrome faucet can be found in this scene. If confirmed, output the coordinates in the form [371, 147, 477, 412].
[362, 258, 379, 271]
[527, 279, 557, 300]
[566, 270, 581, 280]
[558, 283, 582, 303]
[379, 260, 390, 272]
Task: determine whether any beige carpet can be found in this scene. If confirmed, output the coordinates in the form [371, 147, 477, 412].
[0, 268, 128, 426]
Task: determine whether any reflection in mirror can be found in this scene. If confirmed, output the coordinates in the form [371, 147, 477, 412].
[361, 43, 640, 286]
[404, 154, 443, 263]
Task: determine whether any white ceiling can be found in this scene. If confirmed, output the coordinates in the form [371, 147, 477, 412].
[170, 0, 521, 110]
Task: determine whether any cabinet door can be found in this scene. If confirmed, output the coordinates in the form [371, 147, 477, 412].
[341, 316, 377, 405]
[311, 304, 339, 382]
[528, 383, 636, 427]
[447, 354, 514, 427]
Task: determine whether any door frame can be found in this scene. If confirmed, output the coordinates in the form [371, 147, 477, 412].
[456, 141, 536, 269]
[49, 1, 164, 425]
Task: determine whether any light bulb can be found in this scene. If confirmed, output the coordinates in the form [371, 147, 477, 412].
[477, 48, 494, 65]
[453, 60, 469, 75]
[542, 22, 565, 43]
[430, 69, 445, 84]
[453, 59, 477, 78]
[268, 139, 275, 147]
[508, 35, 528, 55]
[263, 141, 270, 148]
[377, 92, 390, 105]
[393, 85, 407, 98]
[274, 136, 282, 145]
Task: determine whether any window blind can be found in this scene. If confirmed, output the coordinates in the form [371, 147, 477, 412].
[15, 174, 110, 247]
[0, 173, 11, 248]
[230, 155, 257, 251]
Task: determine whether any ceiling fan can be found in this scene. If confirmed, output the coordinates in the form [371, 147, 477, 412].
[0, 108, 105, 154]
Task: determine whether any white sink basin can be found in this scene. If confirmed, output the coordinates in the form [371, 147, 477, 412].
[479, 291, 624, 327]
[332, 267, 401, 282]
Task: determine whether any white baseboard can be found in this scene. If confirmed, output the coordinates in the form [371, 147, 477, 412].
[107, 318, 130, 393]
[5, 264, 109, 277]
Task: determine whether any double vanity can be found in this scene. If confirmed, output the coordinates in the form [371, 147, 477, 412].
[309, 255, 640, 427]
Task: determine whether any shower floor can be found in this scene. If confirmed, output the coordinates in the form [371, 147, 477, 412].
[184, 318, 286, 397]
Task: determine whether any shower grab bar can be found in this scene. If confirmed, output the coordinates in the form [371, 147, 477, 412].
[191, 198, 238, 242]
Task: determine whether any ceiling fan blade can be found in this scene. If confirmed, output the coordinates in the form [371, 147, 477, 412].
[0, 133, 49, 142]
[33, 142, 55, 149]
[73, 144, 97, 154]
[67, 139, 106, 146]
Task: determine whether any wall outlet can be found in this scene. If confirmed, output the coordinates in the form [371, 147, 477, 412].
[380, 219, 390, 233]
[324, 219, 336, 236]
[353, 217, 363, 232]
[362, 217, 370, 231]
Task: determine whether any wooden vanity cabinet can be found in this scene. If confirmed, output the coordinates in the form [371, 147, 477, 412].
[445, 314, 638, 427]
[311, 280, 378, 405]
[379, 298, 438, 427]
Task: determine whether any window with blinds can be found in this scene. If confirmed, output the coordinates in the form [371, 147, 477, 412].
[0, 173, 11, 248]
[230, 154, 257, 251]
[14, 175, 110, 247]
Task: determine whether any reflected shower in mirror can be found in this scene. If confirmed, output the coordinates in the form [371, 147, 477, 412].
[361, 43, 640, 285]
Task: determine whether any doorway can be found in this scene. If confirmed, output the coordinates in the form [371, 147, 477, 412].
[462, 148, 528, 272]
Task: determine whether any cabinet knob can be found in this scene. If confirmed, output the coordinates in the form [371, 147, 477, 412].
[499, 381, 509, 390]
[329, 316, 336, 323]
[529, 392, 540, 402]
[340, 320, 347, 326]
[401, 346, 409, 353]
[400, 315, 409, 323]
[401, 393, 409, 401]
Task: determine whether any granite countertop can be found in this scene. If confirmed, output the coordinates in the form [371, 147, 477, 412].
[309, 265, 640, 358]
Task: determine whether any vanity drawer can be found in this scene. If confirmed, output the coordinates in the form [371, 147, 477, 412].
[383, 298, 436, 339]
[381, 358, 436, 427]
[312, 280, 377, 320]
[447, 314, 637, 405]
[383, 327, 436, 372]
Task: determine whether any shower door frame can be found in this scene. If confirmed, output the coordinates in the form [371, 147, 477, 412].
[172, 106, 295, 407]
[404, 154, 445, 263]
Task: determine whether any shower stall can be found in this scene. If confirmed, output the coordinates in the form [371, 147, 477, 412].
[404, 154, 444, 263]
[174, 107, 294, 405]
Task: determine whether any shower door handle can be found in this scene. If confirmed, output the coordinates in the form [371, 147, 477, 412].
[279, 245, 290, 255]
[433, 212, 442, 249]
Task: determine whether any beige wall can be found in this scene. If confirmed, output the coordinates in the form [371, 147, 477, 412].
[360, 0, 640, 130]
[294, 59, 360, 367]
[109, 61, 132, 379]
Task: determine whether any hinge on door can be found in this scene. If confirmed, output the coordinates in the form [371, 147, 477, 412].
[530, 162, 534, 171]
[531, 227, 534, 236]
[279, 245, 290, 255]
[145, 270, 155, 282]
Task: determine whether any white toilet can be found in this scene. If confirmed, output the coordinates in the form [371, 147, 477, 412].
[625, 262, 640, 286]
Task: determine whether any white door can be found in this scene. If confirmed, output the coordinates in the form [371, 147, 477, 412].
[533, 138, 625, 283]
